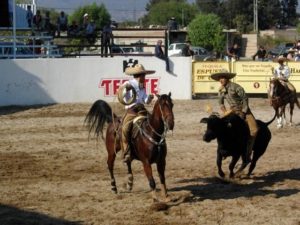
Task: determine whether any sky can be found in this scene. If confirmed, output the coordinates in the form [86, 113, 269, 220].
[36, 0, 196, 22]
[35, 0, 300, 22]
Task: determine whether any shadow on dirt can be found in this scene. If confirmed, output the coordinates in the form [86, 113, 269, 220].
[169, 168, 300, 201]
[0, 204, 82, 225]
[0, 104, 55, 116]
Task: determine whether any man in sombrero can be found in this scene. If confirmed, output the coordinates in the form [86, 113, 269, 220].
[119, 64, 155, 163]
[273, 55, 296, 92]
[211, 70, 258, 164]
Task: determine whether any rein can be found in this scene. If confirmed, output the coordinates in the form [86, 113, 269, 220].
[136, 99, 170, 146]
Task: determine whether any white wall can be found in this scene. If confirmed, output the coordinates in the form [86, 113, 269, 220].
[0, 56, 192, 106]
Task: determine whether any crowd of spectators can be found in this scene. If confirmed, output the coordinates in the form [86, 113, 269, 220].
[25, 8, 113, 46]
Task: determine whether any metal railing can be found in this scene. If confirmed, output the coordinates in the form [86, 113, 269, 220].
[0, 35, 61, 59]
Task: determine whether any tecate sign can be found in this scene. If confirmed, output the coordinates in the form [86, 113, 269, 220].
[99, 78, 160, 96]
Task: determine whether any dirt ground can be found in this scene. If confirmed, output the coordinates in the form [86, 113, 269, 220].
[0, 98, 299, 225]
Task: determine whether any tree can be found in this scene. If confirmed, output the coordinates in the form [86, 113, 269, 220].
[285, 0, 298, 26]
[195, 0, 297, 32]
[195, 0, 221, 14]
[142, 1, 198, 27]
[68, 3, 111, 29]
[258, 0, 281, 30]
[187, 13, 225, 52]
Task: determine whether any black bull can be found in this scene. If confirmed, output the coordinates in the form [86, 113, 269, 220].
[200, 113, 276, 178]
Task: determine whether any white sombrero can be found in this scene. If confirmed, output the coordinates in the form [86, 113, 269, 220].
[125, 64, 155, 76]
[211, 70, 236, 81]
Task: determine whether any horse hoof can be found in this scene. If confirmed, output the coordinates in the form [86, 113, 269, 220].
[126, 184, 133, 192]
[218, 172, 225, 178]
[111, 187, 118, 194]
[163, 195, 172, 203]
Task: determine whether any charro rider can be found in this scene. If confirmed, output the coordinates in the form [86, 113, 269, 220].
[211, 70, 258, 164]
[119, 64, 155, 163]
[273, 55, 296, 92]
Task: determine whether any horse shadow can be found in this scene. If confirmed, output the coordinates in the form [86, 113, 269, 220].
[0, 204, 82, 225]
[169, 168, 300, 201]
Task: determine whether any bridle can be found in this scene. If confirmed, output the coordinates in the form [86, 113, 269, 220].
[137, 96, 173, 146]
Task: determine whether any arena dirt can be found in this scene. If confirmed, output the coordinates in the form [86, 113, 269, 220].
[0, 98, 299, 225]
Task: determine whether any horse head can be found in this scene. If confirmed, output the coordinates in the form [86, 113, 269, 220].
[153, 92, 174, 131]
[269, 78, 285, 98]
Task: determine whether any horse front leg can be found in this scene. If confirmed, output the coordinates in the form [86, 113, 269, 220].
[156, 158, 171, 202]
[277, 108, 284, 128]
[143, 162, 158, 202]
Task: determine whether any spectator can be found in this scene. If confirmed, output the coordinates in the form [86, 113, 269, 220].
[155, 40, 170, 72]
[81, 13, 89, 31]
[167, 17, 178, 30]
[86, 19, 96, 44]
[43, 11, 55, 36]
[56, 11, 68, 37]
[252, 45, 267, 61]
[101, 21, 114, 57]
[68, 20, 80, 37]
[226, 43, 240, 61]
[26, 5, 33, 28]
[33, 10, 43, 31]
[286, 48, 296, 61]
[181, 41, 194, 57]
[293, 40, 300, 61]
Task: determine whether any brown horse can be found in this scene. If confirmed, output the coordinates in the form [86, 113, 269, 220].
[84, 93, 174, 202]
[269, 78, 300, 128]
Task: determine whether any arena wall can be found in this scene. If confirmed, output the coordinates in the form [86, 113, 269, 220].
[0, 56, 192, 106]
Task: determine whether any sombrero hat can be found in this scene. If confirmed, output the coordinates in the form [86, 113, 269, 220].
[288, 48, 297, 53]
[211, 70, 236, 81]
[125, 64, 155, 76]
[276, 55, 287, 62]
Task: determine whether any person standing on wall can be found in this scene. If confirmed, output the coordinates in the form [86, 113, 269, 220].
[155, 40, 170, 72]
[101, 21, 114, 57]
[26, 5, 33, 28]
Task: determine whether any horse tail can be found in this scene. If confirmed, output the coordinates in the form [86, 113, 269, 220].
[84, 99, 116, 139]
[265, 112, 277, 126]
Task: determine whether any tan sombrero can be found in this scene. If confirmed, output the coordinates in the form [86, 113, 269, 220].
[211, 70, 236, 81]
[125, 64, 155, 76]
[288, 48, 297, 53]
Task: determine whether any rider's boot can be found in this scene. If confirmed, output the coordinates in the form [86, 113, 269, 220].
[122, 140, 131, 163]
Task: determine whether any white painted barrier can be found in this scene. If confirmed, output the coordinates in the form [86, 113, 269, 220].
[0, 56, 192, 106]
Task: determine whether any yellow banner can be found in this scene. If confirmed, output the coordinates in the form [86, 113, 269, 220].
[192, 62, 230, 94]
[192, 61, 300, 95]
